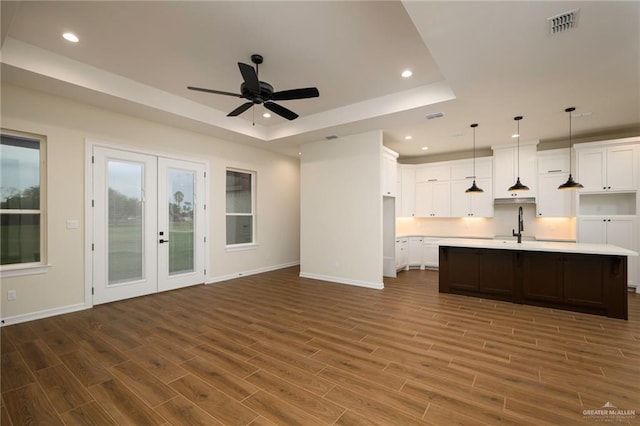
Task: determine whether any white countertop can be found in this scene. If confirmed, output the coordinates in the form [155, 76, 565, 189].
[438, 238, 638, 257]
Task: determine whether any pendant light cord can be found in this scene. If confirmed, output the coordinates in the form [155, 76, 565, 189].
[567, 107, 573, 173]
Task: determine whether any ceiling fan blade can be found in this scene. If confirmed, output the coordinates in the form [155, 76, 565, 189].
[238, 62, 260, 94]
[187, 86, 242, 97]
[227, 102, 254, 117]
[272, 87, 320, 101]
[264, 102, 299, 120]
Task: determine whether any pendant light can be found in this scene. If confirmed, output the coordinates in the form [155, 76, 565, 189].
[465, 123, 484, 193]
[558, 107, 584, 190]
[508, 115, 530, 192]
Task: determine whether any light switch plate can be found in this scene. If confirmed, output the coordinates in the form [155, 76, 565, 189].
[66, 220, 79, 229]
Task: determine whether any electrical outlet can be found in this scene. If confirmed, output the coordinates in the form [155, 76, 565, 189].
[7, 290, 16, 301]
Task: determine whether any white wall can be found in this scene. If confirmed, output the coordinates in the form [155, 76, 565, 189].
[300, 131, 384, 289]
[1, 84, 300, 324]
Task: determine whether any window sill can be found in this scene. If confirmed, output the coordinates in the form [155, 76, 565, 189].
[226, 243, 258, 252]
[1, 264, 51, 278]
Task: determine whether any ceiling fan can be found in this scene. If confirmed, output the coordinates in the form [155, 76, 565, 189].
[188, 54, 319, 121]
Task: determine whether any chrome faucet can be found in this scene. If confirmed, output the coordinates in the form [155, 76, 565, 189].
[512, 206, 524, 244]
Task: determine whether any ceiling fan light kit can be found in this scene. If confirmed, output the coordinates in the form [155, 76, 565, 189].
[188, 54, 319, 121]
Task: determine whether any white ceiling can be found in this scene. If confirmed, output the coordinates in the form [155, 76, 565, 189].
[1, 1, 638, 159]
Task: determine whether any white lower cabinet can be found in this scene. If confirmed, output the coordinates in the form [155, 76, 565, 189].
[423, 238, 440, 268]
[395, 238, 408, 270]
[578, 216, 638, 288]
[408, 237, 424, 268]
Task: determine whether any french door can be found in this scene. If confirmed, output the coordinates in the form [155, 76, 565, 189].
[92, 147, 206, 305]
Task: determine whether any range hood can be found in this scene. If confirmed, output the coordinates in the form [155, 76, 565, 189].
[494, 197, 536, 205]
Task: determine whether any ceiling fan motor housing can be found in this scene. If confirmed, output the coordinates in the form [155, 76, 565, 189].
[241, 81, 273, 104]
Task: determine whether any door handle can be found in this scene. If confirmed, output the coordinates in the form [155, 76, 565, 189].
[159, 239, 169, 244]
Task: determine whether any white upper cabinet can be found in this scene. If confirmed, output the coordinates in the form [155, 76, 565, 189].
[450, 158, 492, 180]
[399, 165, 416, 217]
[536, 149, 575, 217]
[450, 178, 493, 217]
[450, 158, 493, 217]
[415, 164, 450, 182]
[415, 180, 451, 217]
[414, 163, 451, 217]
[492, 142, 538, 199]
[382, 147, 399, 197]
[576, 142, 639, 192]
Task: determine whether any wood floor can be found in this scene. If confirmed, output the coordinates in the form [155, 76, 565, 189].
[2, 267, 639, 425]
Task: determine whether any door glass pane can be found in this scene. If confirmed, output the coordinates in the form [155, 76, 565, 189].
[0, 213, 40, 264]
[108, 160, 144, 284]
[168, 169, 194, 275]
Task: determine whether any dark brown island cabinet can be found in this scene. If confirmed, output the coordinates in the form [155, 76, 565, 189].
[439, 240, 638, 320]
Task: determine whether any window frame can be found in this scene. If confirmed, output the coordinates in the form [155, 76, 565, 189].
[0, 129, 48, 276]
[225, 168, 256, 249]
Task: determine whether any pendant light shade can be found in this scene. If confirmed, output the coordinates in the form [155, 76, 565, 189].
[558, 107, 584, 190]
[508, 116, 530, 192]
[466, 123, 484, 193]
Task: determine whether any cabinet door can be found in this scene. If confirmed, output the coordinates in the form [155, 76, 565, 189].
[469, 178, 493, 217]
[518, 145, 538, 197]
[400, 166, 415, 217]
[432, 181, 451, 217]
[563, 254, 606, 309]
[414, 181, 432, 217]
[448, 248, 479, 291]
[607, 145, 637, 191]
[577, 149, 606, 192]
[408, 237, 424, 266]
[493, 149, 516, 199]
[537, 172, 574, 217]
[450, 180, 471, 217]
[382, 154, 397, 197]
[578, 217, 608, 244]
[522, 252, 563, 302]
[423, 243, 438, 268]
[538, 149, 569, 174]
[478, 250, 515, 296]
[395, 239, 408, 269]
[608, 217, 638, 287]
[493, 146, 536, 198]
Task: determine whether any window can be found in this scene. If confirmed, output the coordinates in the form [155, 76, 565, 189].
[1, 130, 47, 270]
[226, 169, 255, 246]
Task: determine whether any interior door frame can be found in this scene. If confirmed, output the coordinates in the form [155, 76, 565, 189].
[84, 138, 209, 309]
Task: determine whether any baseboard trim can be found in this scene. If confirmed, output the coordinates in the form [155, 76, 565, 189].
[299, 272, 384, 290]
[1, 302, 88, 327]
[207, 261, 300, 284]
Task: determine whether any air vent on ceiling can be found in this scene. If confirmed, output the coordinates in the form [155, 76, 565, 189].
[426, 112, 444, 120]
[547, 9, 580, 35]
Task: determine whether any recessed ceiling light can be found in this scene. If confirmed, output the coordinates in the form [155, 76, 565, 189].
[401, 70, 413, 78]
[421, 146, 429, 151]
[512, 133, 520, 138]
[404, 135, 412, 140]
[263, 113, 271, 118]
[63, 32, 79, 43]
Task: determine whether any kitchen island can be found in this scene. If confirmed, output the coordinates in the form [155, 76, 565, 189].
[439, 239, 638, 319]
